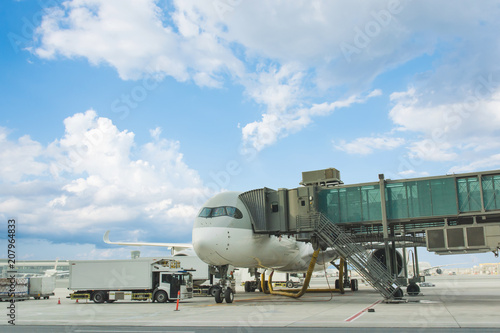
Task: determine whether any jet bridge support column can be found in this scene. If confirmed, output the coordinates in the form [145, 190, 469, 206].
[379, 174, 392, 274]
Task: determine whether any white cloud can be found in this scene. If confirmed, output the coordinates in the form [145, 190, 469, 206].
[0, 127, 47, 182]
[32, 0, 500, 154]
[242, 88, 382, 151]
[449, 154, 500, 174]
[35, 0, 243, 84]
[388, 84, 500, 165]
[398, 169, 429, 178]
[334, 135, 405, 155]
[407, 139, 457, 162]
[0, 110, 209, 252]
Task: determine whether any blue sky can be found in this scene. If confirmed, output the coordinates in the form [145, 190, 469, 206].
[1, 0, 500, 267]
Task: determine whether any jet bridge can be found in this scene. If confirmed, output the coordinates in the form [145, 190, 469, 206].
[239, 168, 500, 298]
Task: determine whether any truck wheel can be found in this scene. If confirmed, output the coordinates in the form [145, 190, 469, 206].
[244, 281, 250, 292]
[155, 290, 168, 303]
[286, 281, 294, 288]
[224, 288, 234, 303]
[335, 279, 340, 289]
[215, 288, 224, 303]
[92, 291, 106, 304]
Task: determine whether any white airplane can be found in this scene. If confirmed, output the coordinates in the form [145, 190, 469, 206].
[407, 261, 467, 276]
[105, 191, 338, 302]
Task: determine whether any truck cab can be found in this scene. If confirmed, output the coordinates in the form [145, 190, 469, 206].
[155, 272, 193, 302]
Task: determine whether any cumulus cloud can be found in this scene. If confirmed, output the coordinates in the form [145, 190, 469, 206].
[0, 110, 209, 250]
[388, 81, 500, 164]
[35, 0, 243, 85]
[242, 87, 382, 151]
[0, 127, 47, 182]
[32, 0, 500, 159]
[449, 154, 500, 174]
[334, 135, 405, 155]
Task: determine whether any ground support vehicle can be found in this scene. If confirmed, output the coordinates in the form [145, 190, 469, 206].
[68, 258, 193, 303]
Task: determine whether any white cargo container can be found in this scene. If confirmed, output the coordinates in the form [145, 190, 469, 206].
[28, 276, 55, 299]
[69, 258, 193, 303]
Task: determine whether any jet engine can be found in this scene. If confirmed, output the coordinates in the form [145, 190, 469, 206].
[368, 248, 403, 276]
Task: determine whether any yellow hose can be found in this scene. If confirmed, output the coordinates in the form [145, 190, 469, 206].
[267, 249, 320, 298]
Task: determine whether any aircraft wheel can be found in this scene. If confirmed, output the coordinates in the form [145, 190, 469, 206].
[209, 286, 220, 297]
[350, 279, 358, 291]
[286, 280, 294, 288]
[224, 288, 234, 303]
[92, 291, 106, 304]
[407, 283, 420, 296]
[215, 288, 224, 303]
[154, 290, 168, 303]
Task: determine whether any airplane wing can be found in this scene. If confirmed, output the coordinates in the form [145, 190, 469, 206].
[416, 262, 468, 275]
[103, 230, 193, 251]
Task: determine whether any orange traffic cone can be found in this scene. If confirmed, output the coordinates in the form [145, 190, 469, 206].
[175, 291, 180, 311]
[76, 299, 79, 303]
[58, 298, 61, 305]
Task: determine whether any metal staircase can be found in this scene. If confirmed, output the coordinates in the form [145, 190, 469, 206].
[301, 213, 403, 299]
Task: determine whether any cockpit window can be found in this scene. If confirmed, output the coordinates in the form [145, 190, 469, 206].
[212, 207, 226, 217]
[198, 207, 212, 217]
[198, 206, 243, 219]
[226, 206, 243, 219]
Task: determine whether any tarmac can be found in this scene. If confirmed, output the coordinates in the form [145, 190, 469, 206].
[2, 275, 500, 330]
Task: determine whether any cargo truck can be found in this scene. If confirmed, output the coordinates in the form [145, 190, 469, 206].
[68, 258, 193, 303]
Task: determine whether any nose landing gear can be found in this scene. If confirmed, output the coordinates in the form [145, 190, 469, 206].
[212, 265, 235, 304]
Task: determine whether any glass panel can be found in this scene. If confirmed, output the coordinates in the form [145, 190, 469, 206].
[458, 177, 481, 212]
[318, 185, 381, 223]
[430, 178, 457, 216]
[211, 207, 226, 217]
[386, 183, 408, 219]
[482, 175, 500, 211]
[346, 187, 362, 222]
[226, 206, 243, 219]
[198, 207, 212, 217]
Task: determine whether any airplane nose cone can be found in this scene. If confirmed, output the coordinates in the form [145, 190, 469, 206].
[192, 225, 229, 266]
[192, 227, 217, 263]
